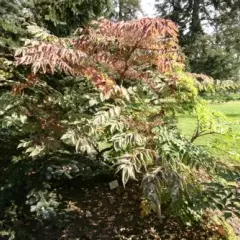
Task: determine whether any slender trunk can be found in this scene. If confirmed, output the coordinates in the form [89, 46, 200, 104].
[171, 0, 182, 25]
[118, 0, 123, 20]
[190, 0, 202, 35]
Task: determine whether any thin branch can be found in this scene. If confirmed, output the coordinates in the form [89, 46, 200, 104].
[191, 128, 222, 143]
[190, 117, 200, 142]
[119, 30, 147, 82]
[96, 146, 113, 160]
[0, 53, 13, 58]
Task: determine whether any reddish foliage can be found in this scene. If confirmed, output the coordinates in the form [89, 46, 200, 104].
[12, 73, 38, 95]
[15, 18, 182, 94]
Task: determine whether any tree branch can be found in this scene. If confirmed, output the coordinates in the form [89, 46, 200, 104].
[0, 53, 14, 60]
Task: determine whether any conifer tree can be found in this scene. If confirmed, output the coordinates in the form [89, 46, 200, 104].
[155, 0, 240, 80]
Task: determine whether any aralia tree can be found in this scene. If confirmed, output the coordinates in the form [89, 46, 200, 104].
[1, 17, 240, 224]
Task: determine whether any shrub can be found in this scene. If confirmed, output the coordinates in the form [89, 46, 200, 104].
[0, 18, 239, 234]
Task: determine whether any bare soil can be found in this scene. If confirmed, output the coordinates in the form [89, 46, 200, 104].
[37, 179, 222, 240]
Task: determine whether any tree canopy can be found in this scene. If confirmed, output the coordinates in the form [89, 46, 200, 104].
[26, 0, 113, 36]
[156, 0, 240, 80]
[0, 0, 29, 54]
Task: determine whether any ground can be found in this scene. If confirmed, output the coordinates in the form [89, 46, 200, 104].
[27, 179, 223, 240]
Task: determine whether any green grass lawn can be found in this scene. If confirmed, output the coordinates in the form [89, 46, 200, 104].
[178, 101, 240, 160]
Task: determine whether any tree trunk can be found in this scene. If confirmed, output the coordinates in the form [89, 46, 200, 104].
[118, 0, 123, 20]
[190, 0, 202, 35]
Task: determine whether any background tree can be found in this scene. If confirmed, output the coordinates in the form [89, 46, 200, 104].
[155, 0, 239, 37]
[30, 0, 113, 36]
[0, 0, 31, 56]
[155, 0, 240, 80]
[113, 0, 142, 20]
